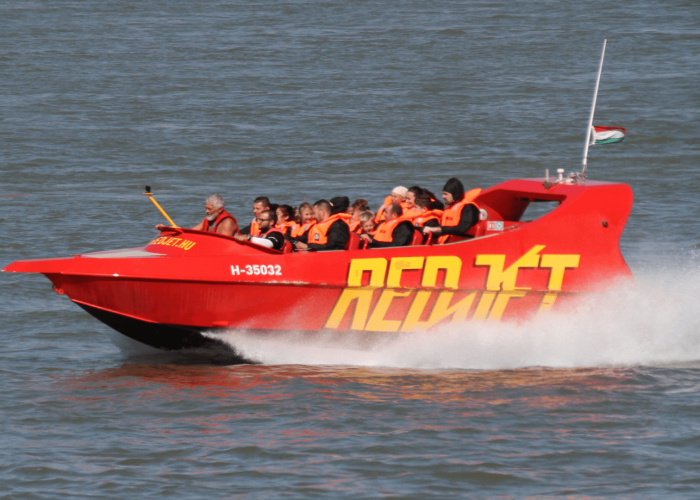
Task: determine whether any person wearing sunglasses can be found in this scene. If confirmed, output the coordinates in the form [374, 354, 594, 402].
[234, 210, 285, 251]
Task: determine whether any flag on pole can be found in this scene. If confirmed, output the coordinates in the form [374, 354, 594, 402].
[590, 126, 626, 145]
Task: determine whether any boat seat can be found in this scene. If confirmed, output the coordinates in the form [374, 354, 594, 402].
[346, 231, 361, 251]
[410, 229, 424, 246]
[467, 221, 488, 238]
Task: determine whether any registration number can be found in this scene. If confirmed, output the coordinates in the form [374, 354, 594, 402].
[231, 264, 282, 276]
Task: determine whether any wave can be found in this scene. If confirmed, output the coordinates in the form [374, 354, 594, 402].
[210, 266, 700, 370]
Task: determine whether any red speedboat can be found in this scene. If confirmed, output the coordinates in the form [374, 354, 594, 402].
[3, 177, 633, 360]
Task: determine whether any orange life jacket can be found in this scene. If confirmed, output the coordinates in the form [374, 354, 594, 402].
[438, 188, 481, 244]
[373, 217, 410, 243]
[275, 221, 296, 235]
[375, 197, 410, 223]
[413, 209, 444, 228]
[249, 217, 262, 237]
[401, 208, 422, 221]
[348, 220, 361, 233]
[308, 214, 348, 245]
[202, 210, 238, 235]
[290, 220, 316, 238]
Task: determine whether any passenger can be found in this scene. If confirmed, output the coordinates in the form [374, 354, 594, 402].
[348, 199, 368, 233]
[423, 178, 481, 244]
[330, 196, 350, 215]
[374, 186, 409, 223]
[288, 202, 316, 244]
[412, 194, 443, 229]
[423, 188, 445, 211]
[295, 200, 349, 251]
[187, 194, 240, 236]
[234, 210, 286, 251]
[275, 204, 296, 235]
[240, 196, 271, 236]
[359, 211, 376, 235]
[361, 202, 415, 248]
[348, 199, 369, 216]
[330, 195, 355, 230]
[402, 186, 424, 221]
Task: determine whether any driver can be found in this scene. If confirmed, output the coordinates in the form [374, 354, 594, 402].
[157, 194, 239, 236]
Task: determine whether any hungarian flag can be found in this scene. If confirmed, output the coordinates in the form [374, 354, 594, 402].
[590, 126, 626, 145]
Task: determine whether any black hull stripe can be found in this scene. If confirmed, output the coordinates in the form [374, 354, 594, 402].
[76, 303, 253, 364]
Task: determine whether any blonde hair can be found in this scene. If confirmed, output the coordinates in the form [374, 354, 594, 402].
[359, 211, 375, 222]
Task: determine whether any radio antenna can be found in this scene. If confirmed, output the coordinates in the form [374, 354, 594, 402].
[581, 39, 607, 176]
[143, 186, 179, 227]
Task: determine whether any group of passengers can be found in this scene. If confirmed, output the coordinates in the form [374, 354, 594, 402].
[187, 177, 481, 252]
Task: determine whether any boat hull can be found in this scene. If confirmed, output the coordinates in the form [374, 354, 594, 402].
[3, 179, 634, 355]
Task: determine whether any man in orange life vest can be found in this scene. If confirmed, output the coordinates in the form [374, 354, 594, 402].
[187, 194, 240, 236]
[295, 200, 349, 251]
[374, 186, 409, 224]
[422, 177, 480, 243]
[240, 196, 270, 237]
[234, 210, 286, 251]
[361, 202, 415, 248]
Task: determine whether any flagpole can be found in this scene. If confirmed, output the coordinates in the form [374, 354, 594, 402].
[582, 39, 607, 176]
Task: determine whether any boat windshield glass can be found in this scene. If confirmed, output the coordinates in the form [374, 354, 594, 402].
[519, 199, 560, 222]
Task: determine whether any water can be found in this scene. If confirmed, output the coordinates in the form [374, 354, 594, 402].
[2, 0, 700, 497]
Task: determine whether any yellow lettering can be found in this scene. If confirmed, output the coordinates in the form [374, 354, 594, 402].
[539, 292, 558, 312]
[401, 290, 432, 331]
[472, 291, 497, 320]
[475, 245, 545, 291]
[402, 291, 476, 331]
[325, 288, 375, 330]
[365, 290, 411, 332]
[347, 258, 387, 288]
[421, 256, 462, 289]
[539, 254, 580, 291]
[487, 291, 527, 321]
[386, 257, 425, 288]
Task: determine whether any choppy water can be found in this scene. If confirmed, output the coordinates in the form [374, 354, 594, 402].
[2, 0, 700, 497]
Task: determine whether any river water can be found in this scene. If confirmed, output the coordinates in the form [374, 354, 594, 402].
[2, 0, 700, 497]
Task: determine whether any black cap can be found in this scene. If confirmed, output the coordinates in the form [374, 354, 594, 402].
[442, 177, 465, 201]
[329, 196, 350, 215]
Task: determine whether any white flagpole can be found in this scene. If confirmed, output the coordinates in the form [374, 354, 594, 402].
[582, 39, 607, 176]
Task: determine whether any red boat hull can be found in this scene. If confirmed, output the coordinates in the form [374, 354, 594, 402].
[3, 179, 634, 356]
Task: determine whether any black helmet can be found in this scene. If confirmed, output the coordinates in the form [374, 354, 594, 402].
[442, 177, 465, 201]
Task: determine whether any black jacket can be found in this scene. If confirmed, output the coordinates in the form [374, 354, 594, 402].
[307, 220, 349, 251]
[369, 221, 415, 248]
[439, 205, 480, 237]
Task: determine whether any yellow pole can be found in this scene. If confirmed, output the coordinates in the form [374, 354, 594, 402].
[143, 188, 179, 228]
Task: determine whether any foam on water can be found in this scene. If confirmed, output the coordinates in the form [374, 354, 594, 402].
[211, 265, 700, 370]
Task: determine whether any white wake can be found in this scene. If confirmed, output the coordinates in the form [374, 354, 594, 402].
[210, 265, 700, 370]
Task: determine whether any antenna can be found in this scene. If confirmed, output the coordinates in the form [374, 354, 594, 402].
[143, 186, 179, 228]
[581, 39, 607, 176]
